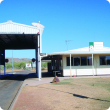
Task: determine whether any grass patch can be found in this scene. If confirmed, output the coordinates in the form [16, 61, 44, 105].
[52, 81, 70, 85]
[63, 78, 73, 81]
[51, 77, 110, 109]
[75, 106, 80, 108]
[88, 80, 110, 92]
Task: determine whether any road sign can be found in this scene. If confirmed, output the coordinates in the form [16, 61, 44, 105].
[5, 59, 9, 63]
[32, 58, 36, 62]
[26, 63, 31, 68]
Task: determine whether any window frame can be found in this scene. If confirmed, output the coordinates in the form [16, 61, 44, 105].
[100, 56, 110, 65]
[66, 57, 73, 66]
[74, 57, 80, 66]
[106, 56, 110, 65]
[100, 56, 106, 65]
[81, 57, 87, 66]
[66, 56, 95, 66]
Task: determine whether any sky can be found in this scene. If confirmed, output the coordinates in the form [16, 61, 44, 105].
[0, 0, 110, 59]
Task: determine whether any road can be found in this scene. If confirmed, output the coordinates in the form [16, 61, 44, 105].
[0, 70, 30, 110]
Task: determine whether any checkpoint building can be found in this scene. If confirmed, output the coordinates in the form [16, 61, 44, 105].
[0, 20, 44, 80]
[42, 42, 110, 77]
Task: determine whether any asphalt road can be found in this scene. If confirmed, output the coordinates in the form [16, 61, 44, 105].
[0, 70, 30, 110]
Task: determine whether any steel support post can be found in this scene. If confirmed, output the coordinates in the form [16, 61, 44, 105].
[70, 54, 72, 77]
[12, 50, 13, 73]
[4, 50, 5, 75]
[35, 49, 38, 77]
[37, 33, 41, 80]
[92, 53, 94, 77]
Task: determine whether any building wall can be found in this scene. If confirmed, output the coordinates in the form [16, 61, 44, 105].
[62, 54, 110, 76]
[95, 54, 110, 75]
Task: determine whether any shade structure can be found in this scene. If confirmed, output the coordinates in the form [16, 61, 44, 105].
[0, 34, 38, 49]
[0, 21, 44, 80]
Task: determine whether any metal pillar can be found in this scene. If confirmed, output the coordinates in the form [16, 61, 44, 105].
[36, 33, 41, 80]
[70, 54, 72, 77]
[4, 50, 5, 75]
[35, 46, 38, 77]
[12, 50, 13, 73]
[40, 29, 42, 53]
[52, 59, 54, 70]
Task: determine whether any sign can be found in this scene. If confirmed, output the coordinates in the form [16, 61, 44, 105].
[89, 42, 103, 51]
[26, 63, 31, 68]
[32, 58, 36, 62]
[94, 42, 103, 51]
[40, 53, 46, 56]
[89, 42, 94, 51]
[5, 59, 9, 63]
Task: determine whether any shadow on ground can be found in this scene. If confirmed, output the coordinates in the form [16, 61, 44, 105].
[38, 86, 110, 103]
[0, 71, 56, 81]
[73, 94, 110, 102]
[26, 72, 55, 79]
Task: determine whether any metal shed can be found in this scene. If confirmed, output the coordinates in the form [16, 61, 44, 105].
[0, 20, 44, 80]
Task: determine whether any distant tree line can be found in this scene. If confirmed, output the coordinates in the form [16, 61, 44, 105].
[0, 61, 48, 70]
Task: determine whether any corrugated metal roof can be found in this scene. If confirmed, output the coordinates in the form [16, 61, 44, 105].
[0, 20, 43, 35]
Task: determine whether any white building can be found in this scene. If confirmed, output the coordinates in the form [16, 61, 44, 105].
[42, 42, 110, 76]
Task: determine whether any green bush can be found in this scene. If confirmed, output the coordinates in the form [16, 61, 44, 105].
[0, 65, 4, 70]
[41, 62, 47, 68]
[5, 62, 26, 70]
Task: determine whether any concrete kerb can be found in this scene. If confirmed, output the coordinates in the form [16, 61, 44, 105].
[9, 79, 24, 110]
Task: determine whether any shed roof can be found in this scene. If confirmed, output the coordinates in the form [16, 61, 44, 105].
[0, 20, 43, 35]
[0, 21, 44, 49]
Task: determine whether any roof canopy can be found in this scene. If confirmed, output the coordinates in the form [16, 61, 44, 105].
[42, 46, 110, 60]
[0, 21, 43, 49]
[46, 47, 110, 56]
[0, 34, 38, 49]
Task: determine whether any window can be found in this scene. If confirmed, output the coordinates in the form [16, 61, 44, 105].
[66, 57, 73, 66]
[55, 60, 56, 66]
[106, 56, 110, 65]
[74, 57, 80, 66]
[87, 57, 92, 65]
[66, 56, 94, 66]
[100, 56, 106, 65]
[81, 57, 87, 65]
[60, 58, 62, 66]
